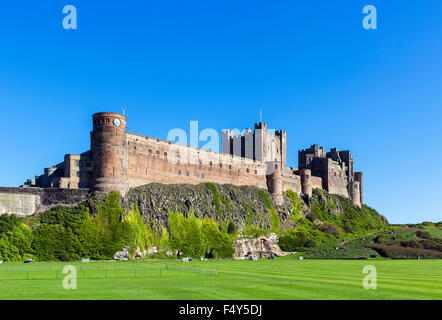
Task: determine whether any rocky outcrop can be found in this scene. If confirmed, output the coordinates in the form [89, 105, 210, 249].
[114, 246, 130, 261]
[145, 246, 159, 256]
[115, 245, 163, 260]
[233, 233, 292, 259]
[122, 183, 300, 233]
[119, 183, 385, 239]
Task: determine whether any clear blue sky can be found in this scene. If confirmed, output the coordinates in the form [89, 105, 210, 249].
[0, 1, 441, 224]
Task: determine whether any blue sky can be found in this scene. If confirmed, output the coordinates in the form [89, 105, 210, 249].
[0, 1, 441, 224]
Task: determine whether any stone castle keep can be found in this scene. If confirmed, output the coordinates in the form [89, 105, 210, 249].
[22, 112, 363, 207]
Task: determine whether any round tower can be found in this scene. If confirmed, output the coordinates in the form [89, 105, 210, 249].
[354, 171, 363, 204]
[300, 169, 313, 198]
[350, 181, 361, 207]
[91, 112, 128, 195]
[267, 162, 283, 206]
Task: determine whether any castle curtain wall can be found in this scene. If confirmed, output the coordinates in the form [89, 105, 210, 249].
[126, 133, 268, 189]
[281, 168, 302, 194]
[310, 176, 323, 190]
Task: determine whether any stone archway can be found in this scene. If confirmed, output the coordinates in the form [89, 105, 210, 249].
[257, 236, 268, 251]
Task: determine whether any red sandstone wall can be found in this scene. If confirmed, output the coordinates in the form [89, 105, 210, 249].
[126, 133, 268, 189]
[326, 160, 349, 197]
[281, 169, 302, 194]
[311, 176, 323, 190]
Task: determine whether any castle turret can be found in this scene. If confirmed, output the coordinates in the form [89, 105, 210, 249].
[350, 181, 361, 207]
[267, 162, 283, 206]
[354, 171, 363, 204]
[254, 122, 267, 162]
[276, 130, 287, 168]
[300, 169, 313, 198]
[91, 112, 128, 195]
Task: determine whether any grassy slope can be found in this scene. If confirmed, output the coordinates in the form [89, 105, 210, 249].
[0, 259, 441, 300]
[303, 222, 442, 259]
[278, 189, 390, 253]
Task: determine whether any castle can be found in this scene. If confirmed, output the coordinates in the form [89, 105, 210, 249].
[22, 112, 363, 207]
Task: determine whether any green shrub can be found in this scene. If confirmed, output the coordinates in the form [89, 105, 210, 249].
[366, 243, 442, 259]
[0, 216, 33, 261]
[304, 247, 378, 259]
[168, 210, 234, 258]
[227, 221, 237, 234]
[242, 228, 270, 238]
[343, 221, 355, 233]
[91, 192, 135, 259]
[122, 204, 155, 253]
[32, 224, 81, 261]
[202, 219, 235, 258]
[206, 182, 223, 216]
[305, 239, 317, 248]
[221, 195, 232, 212]
[29, 192, 156, 261]
[286, 190, 303, 224]
[415, 230, 432, 239]
[0, 214, 23, 234]
[259, 190, 279, 232]
[319, 223, 342, 237]
[374, 235, 387, 244]
[279, 230, 319, 251]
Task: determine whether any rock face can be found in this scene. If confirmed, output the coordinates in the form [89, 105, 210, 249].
[115, 246, 160, 260]
[120, 184, 386, 242]
[145, 246, 158, 255]
[233, 233, 291, 259]
[114, 246, 130, 261]
[133, 248, 142, 259]
[122, 183, 298, 233]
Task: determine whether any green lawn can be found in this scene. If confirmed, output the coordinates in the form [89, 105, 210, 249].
[0, 258, 441, 300]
